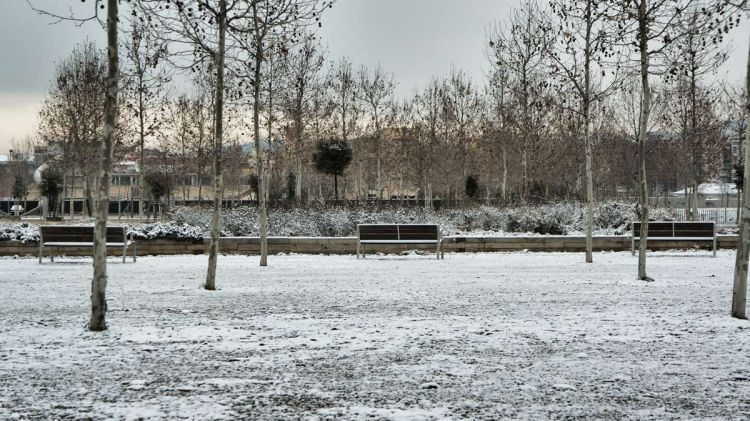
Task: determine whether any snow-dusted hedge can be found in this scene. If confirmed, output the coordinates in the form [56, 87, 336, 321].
[0, 223, 40, 243]
[0, 221, 203, 243]
[169, 201, 671, 237]
[126, 222, 204, 241]
[0, 202, 685, 242]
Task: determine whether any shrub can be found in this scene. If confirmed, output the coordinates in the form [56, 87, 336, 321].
[0, 223, 40, 243]
[126, 221, 204, 241]
[165, 201, 677, 237]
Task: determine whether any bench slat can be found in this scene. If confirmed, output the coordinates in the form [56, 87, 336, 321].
[632, 237, 714, 241]
[632, 221, 715, 239]
[358, 224, 400, 241]
[41, 226, 127, 243]
[360, 240, 440, 244]
[43, 241, 134, 247]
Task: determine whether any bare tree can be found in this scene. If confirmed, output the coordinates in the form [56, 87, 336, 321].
[38, 41, 107, 218]
[328, 57, 361, 197]
[613, 0, 707, 281]
[413, 78, 445, 209]
[30, 0, 121, 331]
[122, 19, 170, 222]
[136, 0, 248, 290]
[547, 0, 620, 263]
[488, 1, 555, 201]
[485, 63, 513, 202]
[359, 64, 396, 199]
[441, 66, 483, 200]
[235, 0, 330, 267]
[664, 5, 729, 220]
[280, 34, 326, 203]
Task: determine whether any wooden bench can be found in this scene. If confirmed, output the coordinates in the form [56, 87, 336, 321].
[631, 221, 716, 257]
[357, 224, 443, 259]
[38, 226, 136, 263]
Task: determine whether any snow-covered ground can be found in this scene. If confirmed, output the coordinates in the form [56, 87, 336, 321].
[1, 251, 748, 420]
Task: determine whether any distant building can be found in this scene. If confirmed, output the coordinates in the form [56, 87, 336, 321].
[670, 182, 738, 208]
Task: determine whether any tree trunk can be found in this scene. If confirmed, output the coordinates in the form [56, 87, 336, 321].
[358, 161, 363, 200]
[138, 83, 146, 223]
[204, 0, 227, 291]
[90, 0, 118, 331]
[737, 189, 742, 225]
[84, 175, 94, 218]
[584, 111, 594, 263]
[253, 20, 268, 267]
[501, 144, 507, 201]
[522, 147, 528, 201]
[70, 168, 76, 219]
[294, 110, 303, 203]
[731, 31, 750, 319]
[376, 129, 382, 199]
[295, 156, 303, 202]
[637, 0, 651, 281]
[583, 0, 594, 264]
[691, 181, 699, 220]
[62, 172, 69, 220]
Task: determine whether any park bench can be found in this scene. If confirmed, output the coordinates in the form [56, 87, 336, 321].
[38, 226, 136, 263]
[356, 224, 444, 259]
[631, 221, 716, 257]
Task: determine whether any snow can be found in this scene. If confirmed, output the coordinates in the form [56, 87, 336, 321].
[1, 251, 749, 419]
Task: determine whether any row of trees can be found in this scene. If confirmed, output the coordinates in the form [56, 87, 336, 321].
[37, 38, 741, 205]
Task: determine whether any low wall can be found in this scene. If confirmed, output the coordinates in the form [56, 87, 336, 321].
[0, 235, 738, 258]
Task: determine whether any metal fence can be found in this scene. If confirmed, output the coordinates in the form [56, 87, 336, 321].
[672, 208, 739, 228]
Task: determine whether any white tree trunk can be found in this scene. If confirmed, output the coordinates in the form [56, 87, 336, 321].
[259, 160, 269, 266]
[637, 1, 652, 281]
[501, 144, 507, 201]
[583, 0, 594, 264]
[90, 0, 118, 331]
[691, 182, 699, 221]
[731, 31, 750, 319]
[295, 156, 303, 202]
[584, 116, 594, 263]
[377, 132, 382, 199]
[522, 147, 528, 201]
[251, 14, 268, 267]
[204, 0, 227, 291]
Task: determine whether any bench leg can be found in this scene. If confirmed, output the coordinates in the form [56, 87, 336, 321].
[436, 242, 440, 259]
[50, 248, 54, 262]
[631, 237, 635, 256]
[362, 244, 366, 259]
[713, 238, 716, 258]
[123, 245, 127, 263]
[356, 241, 360, 259]
[133, 243, 137, 263]
[38, 245, 43, 264]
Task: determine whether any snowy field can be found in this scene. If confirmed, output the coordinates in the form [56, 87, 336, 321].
[1, 251, 748, 420]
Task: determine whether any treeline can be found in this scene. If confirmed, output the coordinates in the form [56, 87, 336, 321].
[35, 1, 744, 210]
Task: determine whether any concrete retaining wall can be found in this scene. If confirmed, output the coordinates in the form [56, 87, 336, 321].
[0, 235, 738, 258]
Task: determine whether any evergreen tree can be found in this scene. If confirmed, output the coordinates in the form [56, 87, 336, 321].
[314, 139, 353, 200]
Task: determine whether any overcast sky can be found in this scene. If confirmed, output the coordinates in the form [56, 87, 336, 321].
[1, 0, 748, 154]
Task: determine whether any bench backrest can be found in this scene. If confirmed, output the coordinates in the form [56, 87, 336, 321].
[632, 221, 715, 238]
[358, 224, 440, 241]
[40, 226, 127, 243]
